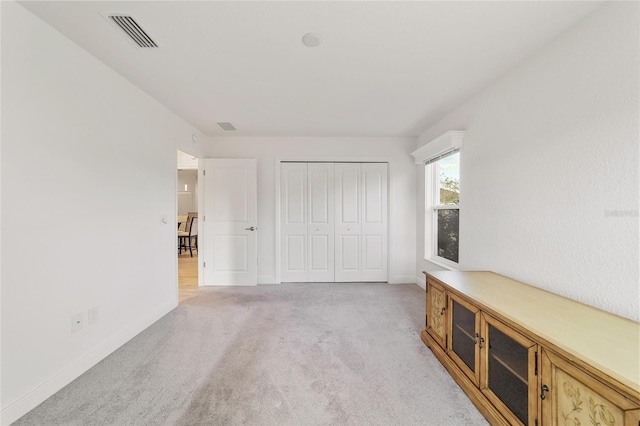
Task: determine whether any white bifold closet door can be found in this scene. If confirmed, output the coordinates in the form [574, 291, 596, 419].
[281, 163, 335, 282]
[335, 163, 388, 282]
[281, 162, 387, 283]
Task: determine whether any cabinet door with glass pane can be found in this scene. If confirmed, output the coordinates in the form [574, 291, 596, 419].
[481, 314, 538, 426]
[448, 292, 481, 386]
[426, 279, 447, 349]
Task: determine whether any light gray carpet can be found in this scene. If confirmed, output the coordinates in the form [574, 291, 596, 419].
[14, 283, 488, 426]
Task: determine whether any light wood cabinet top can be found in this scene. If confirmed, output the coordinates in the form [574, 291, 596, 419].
[427, 271, 640, 395]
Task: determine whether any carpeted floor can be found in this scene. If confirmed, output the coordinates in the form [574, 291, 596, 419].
[14, 283, 488, 426]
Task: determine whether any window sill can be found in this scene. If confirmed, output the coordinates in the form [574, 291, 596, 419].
[424, 257, 459, 271]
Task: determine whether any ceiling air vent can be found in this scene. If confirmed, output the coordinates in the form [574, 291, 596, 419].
[217, 122, 237, 131]
[106, 14, 158, 48]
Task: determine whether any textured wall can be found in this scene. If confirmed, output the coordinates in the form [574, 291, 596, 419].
[416, 2, 639, 321]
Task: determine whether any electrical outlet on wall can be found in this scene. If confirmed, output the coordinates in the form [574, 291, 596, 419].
[71, 312, 83, 333]
[88, 306, 99, 325]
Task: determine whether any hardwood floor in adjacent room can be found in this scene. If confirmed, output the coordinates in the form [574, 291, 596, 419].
[178, 251, 199, 303]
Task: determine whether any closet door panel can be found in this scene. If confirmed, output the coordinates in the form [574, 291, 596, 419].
[335, 163, 362, 282]
[363, 235, 383, 270]
[362, 163, 388, 281]
[286, 235, 306, 271]
[340, 169, 360, 224]
[339, 234, 360, 270]
[281, 163, 308, 282]
[307, 163, 334, 282]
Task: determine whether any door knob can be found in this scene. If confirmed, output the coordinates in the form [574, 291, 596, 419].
[245, 226, 256, 231]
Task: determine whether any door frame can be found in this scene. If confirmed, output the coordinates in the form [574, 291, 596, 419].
[275, 156, 393, 284]
[175, 149, 202, 298]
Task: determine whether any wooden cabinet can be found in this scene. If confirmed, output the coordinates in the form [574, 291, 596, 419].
[541, 349, 640, 426]
[425, 279, 447, 349]
[421, 271, 640, 426]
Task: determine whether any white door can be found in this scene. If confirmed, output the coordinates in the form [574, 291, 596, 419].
[202, 159, 257, 286]
[281, 163, 335, 282]
[281, 163, 308, 282]
[335, 163, 388, 282]
[280, 162, 387, 283]
[307, 163, 335, 282]
[335, 163, 362, 282]
[361, 163, 388, 281]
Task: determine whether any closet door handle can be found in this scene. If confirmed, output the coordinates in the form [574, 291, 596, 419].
[245, 226, 256, 231]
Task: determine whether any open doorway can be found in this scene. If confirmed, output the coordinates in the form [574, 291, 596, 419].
[177, 150, 199, 302]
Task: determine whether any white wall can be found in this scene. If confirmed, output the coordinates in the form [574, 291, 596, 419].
[177, 169, 198, 215]
[204, 137, 417, 284]
[177, 149, 199, 170]
[416, 1, 639, 321]
[0, 3, 203, 423]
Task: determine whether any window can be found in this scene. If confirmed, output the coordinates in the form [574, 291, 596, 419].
[426, 151, 460, 266]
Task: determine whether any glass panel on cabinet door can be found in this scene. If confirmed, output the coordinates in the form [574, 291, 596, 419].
[451, 299, 476, 373]
[487, 324, 529, 425]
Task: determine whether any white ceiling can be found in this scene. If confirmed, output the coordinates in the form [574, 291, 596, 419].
[19, 1, 604, 137]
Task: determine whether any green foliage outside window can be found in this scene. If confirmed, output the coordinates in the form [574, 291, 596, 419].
[437, 209, 459, 263]
[437, 174, 459, 263]
[440, 174, 459, 205]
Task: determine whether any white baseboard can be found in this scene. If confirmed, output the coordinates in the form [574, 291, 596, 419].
[258, 276, 278, 284]
[388, 275, 416, 284]
[415, 275, 426, 290]
[0, 300, 177, 426]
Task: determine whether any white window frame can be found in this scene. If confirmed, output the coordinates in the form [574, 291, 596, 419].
[411, 131, 465, 270]
[425, 154, 459, 269]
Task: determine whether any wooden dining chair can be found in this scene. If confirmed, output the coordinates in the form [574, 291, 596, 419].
[177, 215, 187, 232]
[187, 217, 198, 256]
[178, 213, 192, 254]
[178, 214, 198, 256]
